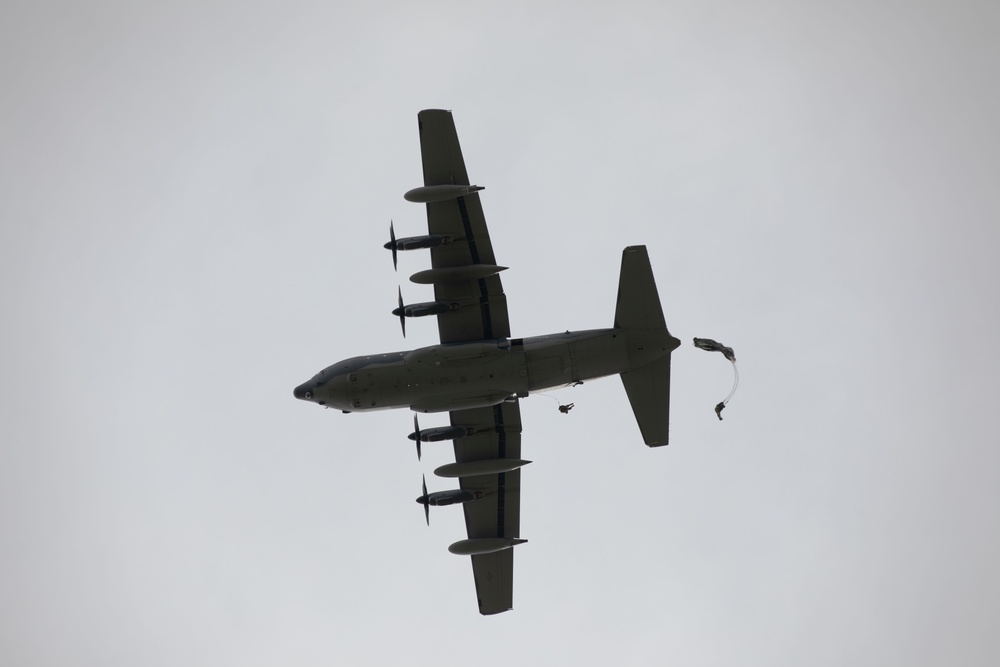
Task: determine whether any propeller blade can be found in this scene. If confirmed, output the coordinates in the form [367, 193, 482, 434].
[422, 474, 429, 526]
[397, 287, 406, 338]
[413, 414, 422, 460]
[388, 220, 398, 271]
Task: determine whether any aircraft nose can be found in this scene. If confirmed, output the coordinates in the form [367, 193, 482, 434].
[293, 383, 312, 401]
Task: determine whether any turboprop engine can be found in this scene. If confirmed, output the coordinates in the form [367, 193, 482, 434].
[387, 234, 453, 251]
[384, 221, 455, 270]
[407, 415, 471, 460]
[416, 475, 484, 525]
[393, 288, 459, 337]
[393, 295, 459, 319]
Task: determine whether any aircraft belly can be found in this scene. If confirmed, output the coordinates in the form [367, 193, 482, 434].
[524, 330, 628, 391]
[397, 342, 527, 412]
[354, 368, 410, 410]
[343, 335, 625, 410]
[524, 342, 572, 390]
[567, 331, 629, 381]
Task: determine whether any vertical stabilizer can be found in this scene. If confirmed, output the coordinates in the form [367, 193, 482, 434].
[614, 246, 680, 447]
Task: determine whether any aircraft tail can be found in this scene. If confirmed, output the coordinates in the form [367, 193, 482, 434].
[614, 246, 680, 447]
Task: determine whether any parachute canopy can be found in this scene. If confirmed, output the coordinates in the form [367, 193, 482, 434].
[693, 337, 736, 363]
[693, 337, 739, 420]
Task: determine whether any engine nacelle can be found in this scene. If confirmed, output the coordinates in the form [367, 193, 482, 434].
[423, 488, 482, 506]
[408, 424, 468, 442]
[404, 184, 484, 203]
[392, 300, 460, 319]
[384, 234, 454, 251]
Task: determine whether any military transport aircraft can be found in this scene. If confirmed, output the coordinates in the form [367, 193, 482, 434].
[293, 109, 681, 615]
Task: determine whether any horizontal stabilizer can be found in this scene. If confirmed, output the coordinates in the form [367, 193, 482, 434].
[613, 246, 677, 446]
[620, 357, 672, 446]
[615, 246, 667, 331]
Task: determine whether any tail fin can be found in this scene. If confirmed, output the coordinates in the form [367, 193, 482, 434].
[615, 246, 680, 447]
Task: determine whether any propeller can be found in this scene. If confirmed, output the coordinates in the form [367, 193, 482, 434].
[412, 414, 422, 461]
[420, 474, 430, 526]
[385, 220, 398, 270]
[396, 287, 406, 338]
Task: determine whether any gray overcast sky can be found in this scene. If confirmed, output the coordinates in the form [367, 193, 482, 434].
[2, 1, 998, 665]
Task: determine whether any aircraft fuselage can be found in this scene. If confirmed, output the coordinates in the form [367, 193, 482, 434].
[293, 327, 669, 414]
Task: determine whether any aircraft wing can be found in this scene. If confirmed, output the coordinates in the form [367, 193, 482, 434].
[415, 111, 523, 614]
[449, 401, 523, 615]
[416, 109, 511, 344]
